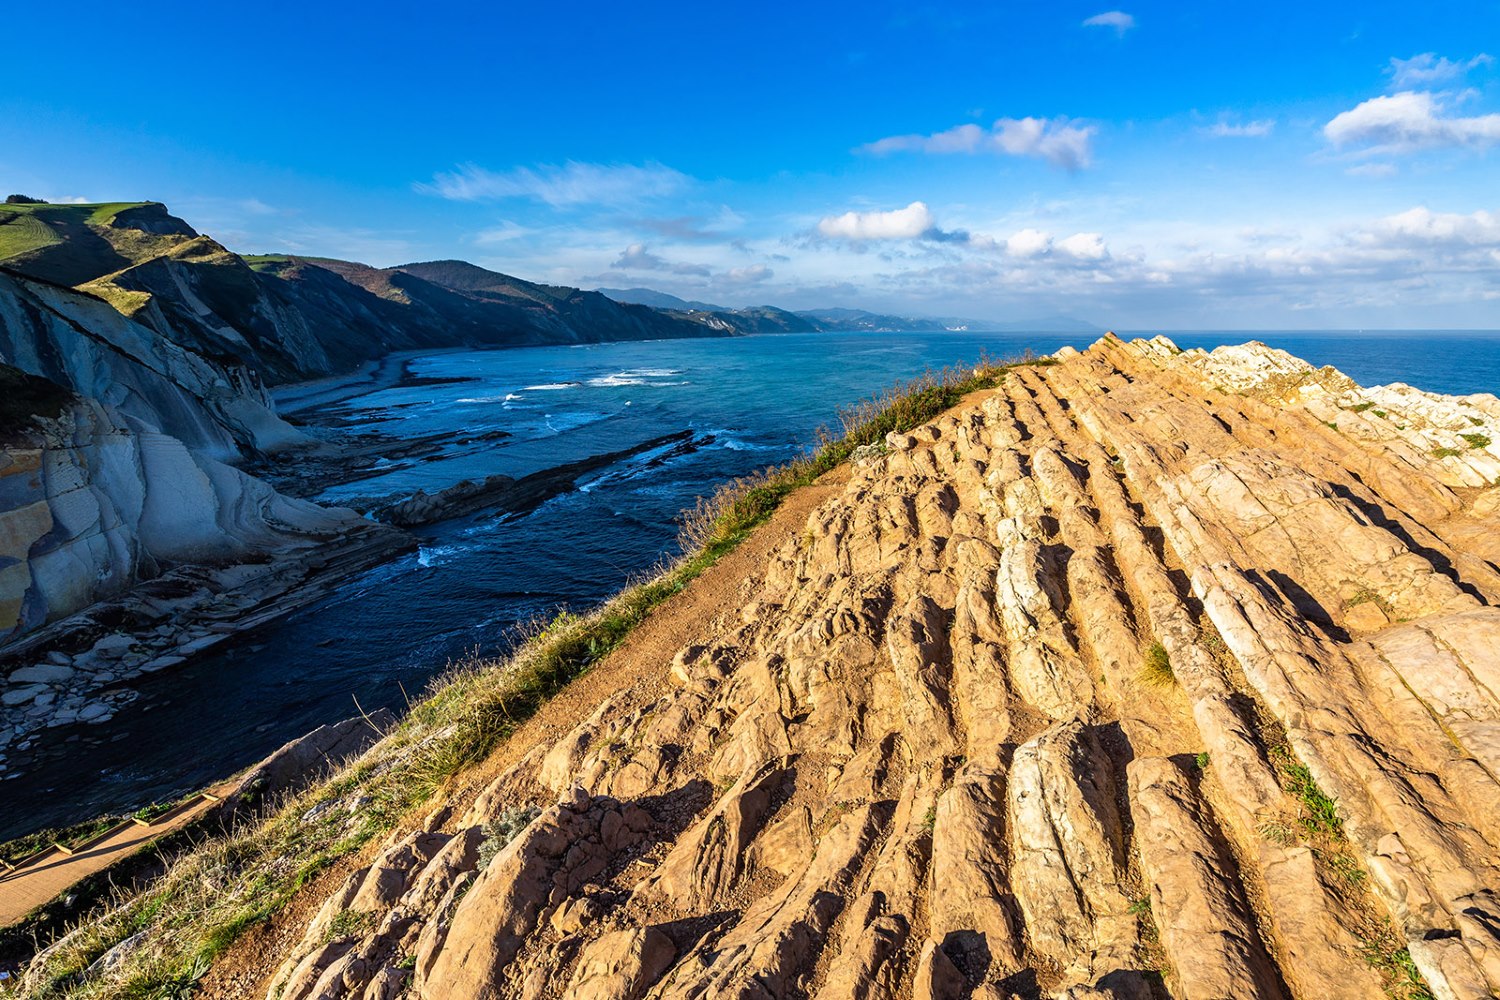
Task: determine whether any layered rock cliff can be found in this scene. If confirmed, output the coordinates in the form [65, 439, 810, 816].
[254, 336, 1500, 1000]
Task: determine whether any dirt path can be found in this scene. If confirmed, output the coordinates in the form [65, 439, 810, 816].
[0, 782, 238, 927]
[196, 471, 848, 999]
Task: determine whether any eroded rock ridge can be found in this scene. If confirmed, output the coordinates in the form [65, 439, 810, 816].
[266, 335, 1500, 1000]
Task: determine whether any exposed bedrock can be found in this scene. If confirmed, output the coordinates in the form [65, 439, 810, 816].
[262, 336, 1500, 1000]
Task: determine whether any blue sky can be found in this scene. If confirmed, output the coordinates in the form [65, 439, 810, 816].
[5, 1, 1499, 328]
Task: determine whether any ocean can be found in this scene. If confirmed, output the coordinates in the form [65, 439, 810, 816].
[7, 329, 1499, 836]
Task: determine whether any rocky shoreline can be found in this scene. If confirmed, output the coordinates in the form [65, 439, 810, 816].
[0, 347, 716, 794]
[0, 520, 411, 781]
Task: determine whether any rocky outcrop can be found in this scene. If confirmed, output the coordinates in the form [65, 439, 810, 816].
[0, 388, 408, 761]
[0, 268, 304, 459]
[251, 336, 1500, 1000]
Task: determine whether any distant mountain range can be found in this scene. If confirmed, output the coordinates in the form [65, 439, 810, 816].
[596, 287, 1101, 334]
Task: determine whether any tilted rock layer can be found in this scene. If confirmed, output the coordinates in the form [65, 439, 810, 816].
[266, 336, 1500, 1000]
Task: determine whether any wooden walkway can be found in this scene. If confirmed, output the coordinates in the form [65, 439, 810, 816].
[0, 782, 238, 926]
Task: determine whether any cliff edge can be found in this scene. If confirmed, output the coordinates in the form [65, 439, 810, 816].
[24, 336, 1500, 1000]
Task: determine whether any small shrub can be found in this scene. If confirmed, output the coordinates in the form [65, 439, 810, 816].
[133, 801, 173, 823]
[1141, 641, 1174, 687]
[1128, 895, 1152, 916]
[477, 805, 541, 869]
[1461, 432, 1491, 449]
[1469, 416, 1484, 426]
[1195, 751, 1211, 770]
[1348, 401, 1375, 412]
[1432, 447, 1464, 459]
[1319, 849, 1367, 889]
[1373, 409, 1387, 419]
[323, 909, 371, 943]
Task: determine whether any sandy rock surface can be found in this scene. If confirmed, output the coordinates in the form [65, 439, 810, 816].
[258, 335, 1500, 1000]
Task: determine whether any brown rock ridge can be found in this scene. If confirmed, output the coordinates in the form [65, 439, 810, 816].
[256, 335, 1500, 1000]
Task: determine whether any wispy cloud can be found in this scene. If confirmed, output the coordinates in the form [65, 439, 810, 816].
[1386, 52, 1493, 90]
[417, 161, 691, 206]
[1202, 119, 1275, 138]
[473, 221, 533, 244]
[266, 224, 416, 266]
[1082, 11, 1135, 37]
[1325, 91, 1500, 155]
[634, 206, 744, 242]
[859, 117, 1096, 169]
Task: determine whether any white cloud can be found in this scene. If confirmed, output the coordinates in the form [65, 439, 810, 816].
[1057, 232, 1109, 260]
[611, 243, 711, 276]
[1005, 228, 1052, 257]
[1203, 119, 1275, 138]
[818, 201, 936, 240]
[860, 117, 1096, 169]
[418, 161, 691, 206]
[1082, 10, 1135, 36]
[1324, 91, 1500, 155]
[1387, 52, 1493, 90]
[1345, 162, 1398, 178]
[1365, 206, 1500, 247]
[724, 264, 774, 284]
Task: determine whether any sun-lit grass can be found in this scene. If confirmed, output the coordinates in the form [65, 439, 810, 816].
[1140, 641, 1174, 687]
[11, 350, 1051, 998]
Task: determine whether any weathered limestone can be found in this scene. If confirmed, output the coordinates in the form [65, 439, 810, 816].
[254, 336, 1500, 1000]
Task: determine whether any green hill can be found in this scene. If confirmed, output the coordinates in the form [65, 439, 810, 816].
[0, 200, 729, 383]
[0, 201, 199, 284]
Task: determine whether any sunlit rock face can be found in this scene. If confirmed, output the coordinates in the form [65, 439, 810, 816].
[253, 335, 1500, 1000]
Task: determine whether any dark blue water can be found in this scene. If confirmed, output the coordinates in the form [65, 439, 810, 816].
[7, 329, 1498, 837]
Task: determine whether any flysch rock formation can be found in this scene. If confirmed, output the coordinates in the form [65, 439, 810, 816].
[0, 268, 410, 767]
[259, 335, 1500, 1000]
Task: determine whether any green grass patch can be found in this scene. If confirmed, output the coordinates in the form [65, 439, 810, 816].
[1348, 401, 1376, 413]
[1271, 747, 1342, 836]
[1432, 447, 1464, 459]
[1461, 432, 1491, 449]
[1140, 641, 1174, 687]
[12, 349, 1050, 999]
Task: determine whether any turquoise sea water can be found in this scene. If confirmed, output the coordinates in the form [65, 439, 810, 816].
[7, 329, 1499, 835]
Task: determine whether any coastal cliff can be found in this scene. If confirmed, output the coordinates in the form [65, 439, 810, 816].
[23, 336, 1500, 1000]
